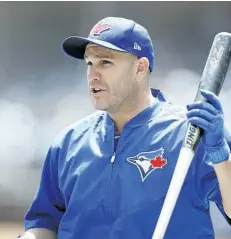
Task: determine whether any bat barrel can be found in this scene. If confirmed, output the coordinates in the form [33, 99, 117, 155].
[195, 32, 231, 101]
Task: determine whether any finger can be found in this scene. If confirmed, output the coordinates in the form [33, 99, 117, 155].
[187, 101, 217, 116]
[200, 89, 222, 111]
[188, 117, 214, 132]
[186, 109, 216, 123]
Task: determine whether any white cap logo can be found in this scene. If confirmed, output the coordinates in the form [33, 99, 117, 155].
[134, 42, 141, 51]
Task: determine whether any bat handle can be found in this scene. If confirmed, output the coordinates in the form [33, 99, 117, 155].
[152, 147, 195, 239]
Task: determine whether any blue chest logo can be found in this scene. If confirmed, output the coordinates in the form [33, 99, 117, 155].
[127, 148, 167, 182]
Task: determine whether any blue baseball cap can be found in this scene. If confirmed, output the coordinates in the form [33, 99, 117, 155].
[61, 17, 155, 71]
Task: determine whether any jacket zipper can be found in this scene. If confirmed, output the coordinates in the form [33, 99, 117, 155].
[109, 152, 116, 218]
[111, 153, 116, 163]
[109, 125, 121, 219]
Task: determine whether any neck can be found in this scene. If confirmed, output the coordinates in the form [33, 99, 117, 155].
[109, 88, 154, 132]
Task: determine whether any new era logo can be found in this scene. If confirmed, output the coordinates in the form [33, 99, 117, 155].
[134, 42, 141, 51]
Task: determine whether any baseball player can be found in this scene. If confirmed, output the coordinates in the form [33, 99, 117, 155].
[18, 17, 231, 239]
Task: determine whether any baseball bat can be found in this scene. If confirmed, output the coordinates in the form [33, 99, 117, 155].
[152, 32, 231, 239]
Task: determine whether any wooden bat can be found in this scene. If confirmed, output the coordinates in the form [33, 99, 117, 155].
[152, 32, 231, 239]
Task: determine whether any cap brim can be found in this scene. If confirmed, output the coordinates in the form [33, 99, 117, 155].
[61, 36, 126, 60]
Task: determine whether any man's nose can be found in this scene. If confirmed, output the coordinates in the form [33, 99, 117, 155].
[88, 66, 100, 82]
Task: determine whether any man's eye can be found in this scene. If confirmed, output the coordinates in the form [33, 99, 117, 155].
[86, 61, 92, 66]
[102, 60, 112, 65]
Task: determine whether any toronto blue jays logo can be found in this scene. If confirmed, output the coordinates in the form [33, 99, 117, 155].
[90, 22, 110, 35]
[127, 148, 167, 182]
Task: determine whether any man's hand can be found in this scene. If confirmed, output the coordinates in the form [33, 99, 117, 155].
[186, 89, 230, 164]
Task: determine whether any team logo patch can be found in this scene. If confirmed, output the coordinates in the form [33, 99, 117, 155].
[90, 22, 110, 35]
[127, 148, 167, 182]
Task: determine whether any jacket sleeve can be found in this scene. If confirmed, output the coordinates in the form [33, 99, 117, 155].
[195, 127, 231, 225]
[24, 144, 65, 233]
[211, 127, 231, 224]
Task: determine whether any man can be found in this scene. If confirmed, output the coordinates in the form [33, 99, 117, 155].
[19, 17, 231, 239]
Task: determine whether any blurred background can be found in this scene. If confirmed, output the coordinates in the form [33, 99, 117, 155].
[0, 2, 231, 238]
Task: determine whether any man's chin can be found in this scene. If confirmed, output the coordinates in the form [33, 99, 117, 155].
[93, 104, 108, 111]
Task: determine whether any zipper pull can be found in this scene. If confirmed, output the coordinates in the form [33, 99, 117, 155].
[111, 153, 116, 163]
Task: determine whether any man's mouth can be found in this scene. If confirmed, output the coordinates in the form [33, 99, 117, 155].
[91, 88, 105, 94]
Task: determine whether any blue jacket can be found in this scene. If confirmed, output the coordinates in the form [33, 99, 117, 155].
[24, 89, 231, 239]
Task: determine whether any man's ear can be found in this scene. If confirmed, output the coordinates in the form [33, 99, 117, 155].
[136, 57, 150, 77]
